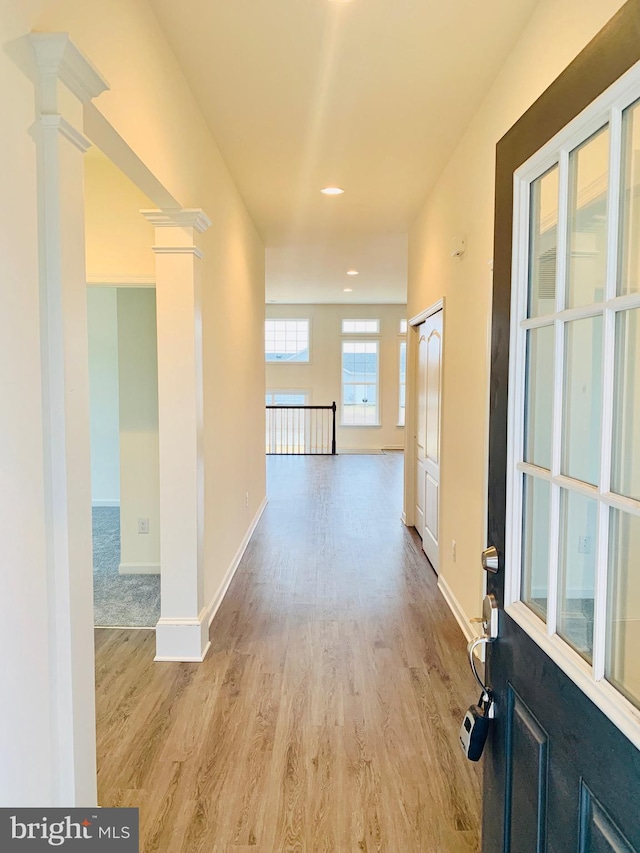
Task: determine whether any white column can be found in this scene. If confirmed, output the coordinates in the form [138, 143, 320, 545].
[30, 34, 108, 806]
[142, 209, 212, 661]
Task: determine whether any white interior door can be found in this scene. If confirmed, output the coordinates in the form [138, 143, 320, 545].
[414, 309, 443, 571]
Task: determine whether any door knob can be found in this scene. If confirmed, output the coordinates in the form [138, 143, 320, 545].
[481, 545, 499, 574]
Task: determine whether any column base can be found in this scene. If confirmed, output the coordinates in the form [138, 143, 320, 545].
[154, 610, 210, 662]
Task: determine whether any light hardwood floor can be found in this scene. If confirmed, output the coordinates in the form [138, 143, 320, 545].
[95, 453, 482, 852]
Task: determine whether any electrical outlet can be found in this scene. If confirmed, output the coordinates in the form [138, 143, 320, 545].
[578, 535, 592, 554]
[245, 491, 249, 508]
[137, 517, 149, 535]
[451, 540, 457, 562]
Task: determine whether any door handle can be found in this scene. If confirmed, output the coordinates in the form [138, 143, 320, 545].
[481, 545, 499, 574]
[470, 593, 499, 639]
[467, 594, 499, 717]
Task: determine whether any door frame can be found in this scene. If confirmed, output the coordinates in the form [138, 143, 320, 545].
[486, 1, 640, 846]
[403, 297, 444, 530]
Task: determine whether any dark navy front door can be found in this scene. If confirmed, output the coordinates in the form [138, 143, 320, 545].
[483, 3, 640, 851]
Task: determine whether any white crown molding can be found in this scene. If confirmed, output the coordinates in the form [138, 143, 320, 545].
[30, 33, 109, 103]
[141, 208, 212, 233]
[152, 245, 204, 259]
[40, 114, 91, 153]
[86, 274, 155, 286]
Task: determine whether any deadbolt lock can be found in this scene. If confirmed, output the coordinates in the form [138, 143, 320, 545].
[481, 545, 499, 574]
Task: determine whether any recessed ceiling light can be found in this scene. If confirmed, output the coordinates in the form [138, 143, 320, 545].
[346, 269, 359, 276]
[343, 288, 353, 292]
[320, 186, 344, 195]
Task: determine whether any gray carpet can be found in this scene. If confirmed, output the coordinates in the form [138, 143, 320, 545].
[92, 507, 160, 628]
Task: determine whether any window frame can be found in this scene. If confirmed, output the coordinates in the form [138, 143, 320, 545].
[398, 337, 407, 427]
[340, 338, 381, 427]
[265, 389, 311, 406]
[341, 319, 380, 335]
[265, 318, 311, 364]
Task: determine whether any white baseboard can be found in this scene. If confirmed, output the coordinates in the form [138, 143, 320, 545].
[401, 511, 408, 525]
[437, 575, 482, 644]
[153, 496, 268, 663]
[92, 499, 120, 507]
[382, 445, 404, 451]
[119, 562, 160, 575]
[207, 496, 268, 629]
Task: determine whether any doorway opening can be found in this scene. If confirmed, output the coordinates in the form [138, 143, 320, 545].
[85, 149, 160, 630]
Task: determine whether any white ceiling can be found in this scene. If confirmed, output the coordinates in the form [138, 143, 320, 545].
[151, 0, 538, 303]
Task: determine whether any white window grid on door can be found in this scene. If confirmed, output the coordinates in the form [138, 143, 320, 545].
[506, 60, 640, 749]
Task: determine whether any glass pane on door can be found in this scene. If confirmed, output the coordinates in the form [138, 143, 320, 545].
[521, 475, 551, 621]
[557, 489, 598, 662]
[511, 70, 640, 749]
[561, 316, 603, 485]
[618, 99, 640, 296]
[524, 325, 554, 469]
[567, 127, 609, 308]
[528, 166, 559, 317]
[611, 308, 640, 501]
[607, 509, 640, 710]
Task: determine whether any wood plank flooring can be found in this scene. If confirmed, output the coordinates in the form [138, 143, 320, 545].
[95, 453, 482, 852]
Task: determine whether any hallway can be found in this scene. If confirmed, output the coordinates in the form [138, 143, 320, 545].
[95, 453, 481, 851]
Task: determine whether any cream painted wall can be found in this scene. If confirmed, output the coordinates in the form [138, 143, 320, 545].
[87, 287, 120, 505]
[266, 304, 407, 452]
[84, 149, 155, 280]
[117, 288, 160, 572]
[406, 0, 628, 629]
[37, 0, 266, 611]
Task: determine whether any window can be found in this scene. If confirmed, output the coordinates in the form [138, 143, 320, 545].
[507, 76, 640, 740]
[265, 319, 309, 362]
[265, 391, 309, 453]
[265, 391, 308, 406]
[398, 340, 407, 426]
[341, 319, 380, 334]
[341, 341, 379, 425]
[400, 319, 408, 334]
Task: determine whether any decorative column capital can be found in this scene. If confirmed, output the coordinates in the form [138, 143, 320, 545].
[142, 209, 212, 260]
[140, 209, 212, 233]
[30, 33, 109, 105]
